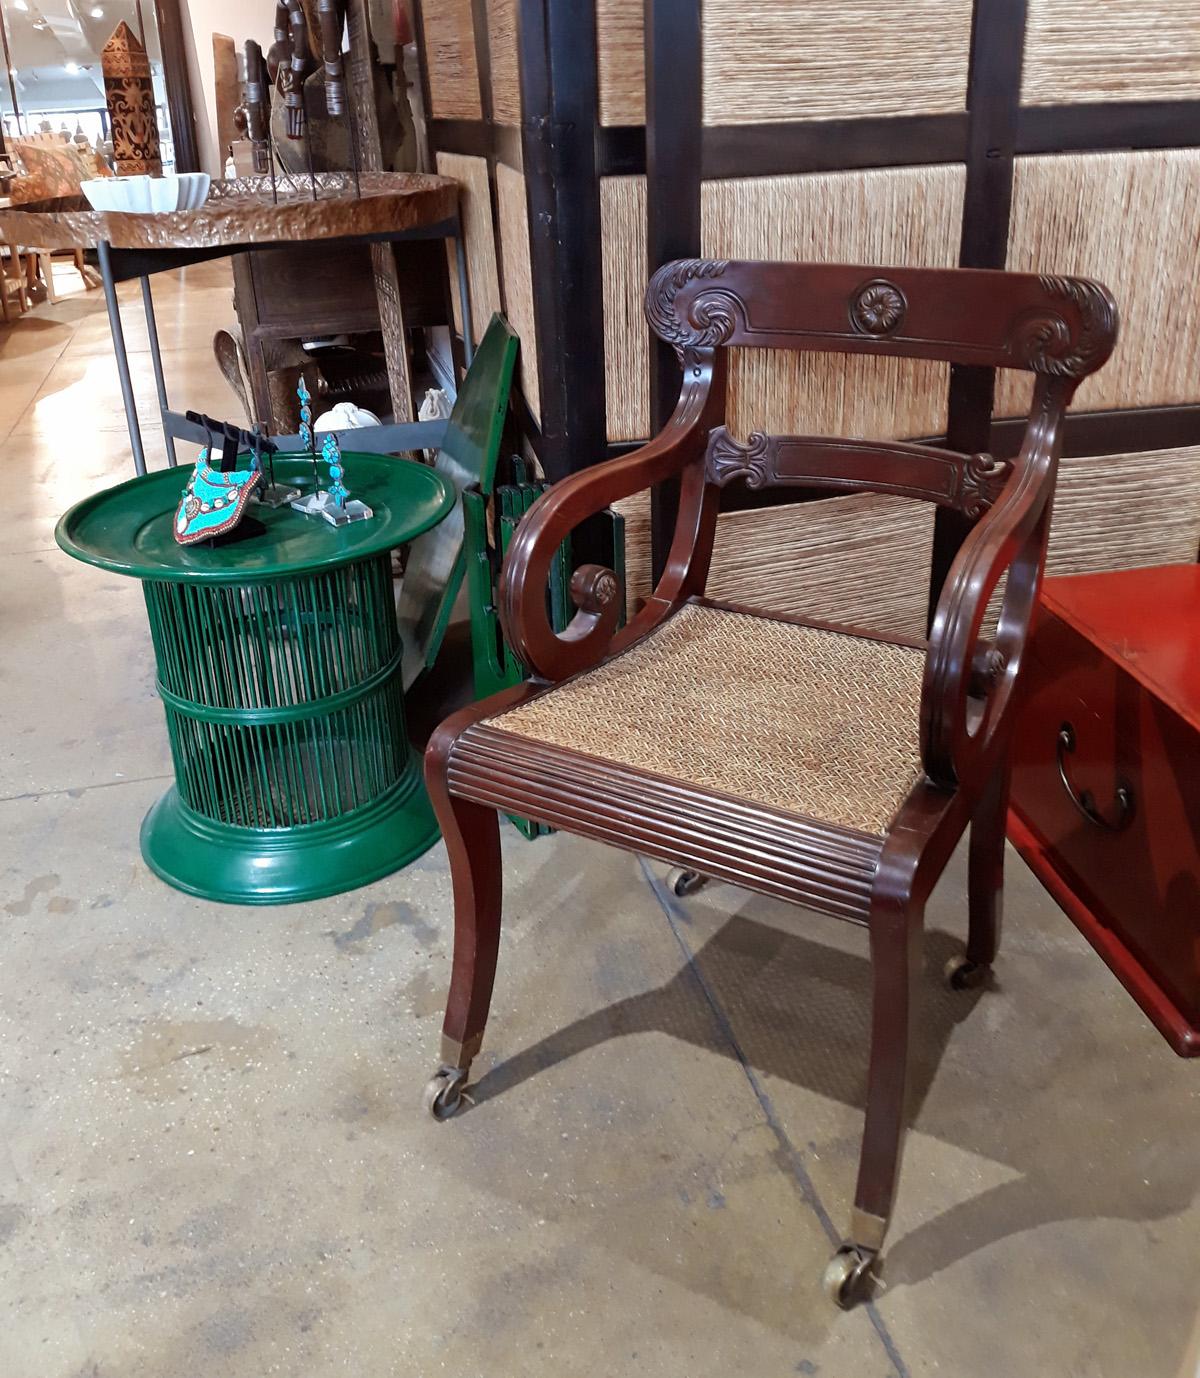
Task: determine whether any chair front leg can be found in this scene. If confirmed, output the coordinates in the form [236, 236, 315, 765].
[422, 774, 503, 1121]
[826, 891, 923, 1307]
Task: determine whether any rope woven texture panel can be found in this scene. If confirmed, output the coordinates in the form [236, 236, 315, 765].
[595, 0, 974, 128]
[486, 0, 521, 125]
[419, 0, 481, 120]
[496, 162, 541, 421]
[701, 0, 973, 127]
[701, 165, 965, 442]
[1023, 0, 1200, 106]
[436, 151, 502, 344]
[999, 150, 1200, 417]
[601, 175, 650, 442]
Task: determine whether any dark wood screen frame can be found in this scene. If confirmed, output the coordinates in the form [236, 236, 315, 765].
[409, 0, 1200, 572]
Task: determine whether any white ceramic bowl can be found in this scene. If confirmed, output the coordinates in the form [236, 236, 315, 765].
[80, 172, 211, 213]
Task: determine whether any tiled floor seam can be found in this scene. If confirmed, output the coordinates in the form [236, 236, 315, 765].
[637, 857, 912, 1378]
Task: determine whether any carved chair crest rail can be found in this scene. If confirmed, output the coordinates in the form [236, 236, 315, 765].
[422, 258, 1118, 1307]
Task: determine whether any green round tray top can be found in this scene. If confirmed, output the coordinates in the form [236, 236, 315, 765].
[55, 452, 454, 582]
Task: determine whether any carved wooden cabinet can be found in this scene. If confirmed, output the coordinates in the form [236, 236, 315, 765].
[1009, 564, 1200, 1056]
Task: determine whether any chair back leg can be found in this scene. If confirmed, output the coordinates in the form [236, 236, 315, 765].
[967, 761, 1011, 970]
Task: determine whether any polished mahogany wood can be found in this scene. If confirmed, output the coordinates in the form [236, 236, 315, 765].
[429, 258, 1118, 1302]
[1010, 566, 1200, 1057]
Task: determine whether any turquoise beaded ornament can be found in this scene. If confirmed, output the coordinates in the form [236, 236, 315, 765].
[298, 374, 313, 451]
[290, 409, 374, 527]
[323, 432, 349, 507]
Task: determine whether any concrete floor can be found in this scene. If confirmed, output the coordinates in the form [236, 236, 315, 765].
[2, 263, 1199, 1378]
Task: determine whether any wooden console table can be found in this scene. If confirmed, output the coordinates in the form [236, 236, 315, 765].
[1010, 564, 1200, 1056]
[0, 172, 472, 473]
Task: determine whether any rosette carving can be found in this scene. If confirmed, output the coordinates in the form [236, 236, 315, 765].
[645, 259, 738, 361]
[1013, 276, 1118, 379]
[706, 428, 772, 488]
[960, 452, 1011, 519]
[850, 279, 907, 336]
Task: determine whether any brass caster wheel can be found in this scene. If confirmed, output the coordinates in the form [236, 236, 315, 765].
[422, 1066, 468, 1121]
[667, 867, 708, 898]
[822, 1244, 876, 1309]
[944, 953, 988, 990]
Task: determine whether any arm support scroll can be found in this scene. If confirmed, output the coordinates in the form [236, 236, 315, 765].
[921, 378, 1071, 789]
[499, 352, 723, 682]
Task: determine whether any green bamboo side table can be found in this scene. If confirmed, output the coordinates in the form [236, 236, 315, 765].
[56, 454, 454, 905]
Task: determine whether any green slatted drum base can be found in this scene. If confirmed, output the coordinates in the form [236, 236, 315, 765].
[56, 454, 454, 905]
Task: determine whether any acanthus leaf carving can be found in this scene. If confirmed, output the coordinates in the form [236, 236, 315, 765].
[645, 258, 738, 362]
[1012, 276, 1118, 380]
[706, 428, 772, 489]
[960, 452, 1012, 519]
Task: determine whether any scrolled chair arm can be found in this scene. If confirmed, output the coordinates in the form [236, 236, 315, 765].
[921, 376, 1072, 790]
[499, 351, 724, 682]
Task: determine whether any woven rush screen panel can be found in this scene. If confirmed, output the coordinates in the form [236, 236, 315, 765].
[613, 491, 934, 642]
[436, 152, 503, 346]
[487, 0, 522, 125]
[419, 0, 481, 120]
[594, 0, 974, 126]
[1022, 0, 1200, 105]
[997, 149, 1200, 418]
[1047, 447, 1200, 578]
[701, 165, 965, 443]
[496, 162, 541, 422]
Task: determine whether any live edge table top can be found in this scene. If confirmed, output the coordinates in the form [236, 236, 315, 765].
[1040, 564, 1200, 734]
[0, 172, 459, 254]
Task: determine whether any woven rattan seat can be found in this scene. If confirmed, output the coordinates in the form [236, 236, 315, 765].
[487, 603, 925, 837]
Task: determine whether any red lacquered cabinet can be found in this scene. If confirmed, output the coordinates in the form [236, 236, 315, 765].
[1009, 564, 1200, 1056]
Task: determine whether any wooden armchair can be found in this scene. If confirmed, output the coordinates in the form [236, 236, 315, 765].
[421, 259, 1117, 1306]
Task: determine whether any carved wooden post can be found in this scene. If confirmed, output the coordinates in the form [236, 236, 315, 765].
[102, 21, 163, 176]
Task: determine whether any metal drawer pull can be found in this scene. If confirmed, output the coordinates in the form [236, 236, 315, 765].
[1056, 722, 1136, 832]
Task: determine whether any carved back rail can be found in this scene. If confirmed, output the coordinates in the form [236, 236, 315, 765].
[647, 259, 1117, 379]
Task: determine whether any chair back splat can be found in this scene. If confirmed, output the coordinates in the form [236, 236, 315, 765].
[421, 258, 1118, 1308]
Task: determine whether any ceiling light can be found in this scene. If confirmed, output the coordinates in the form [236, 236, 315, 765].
[64, 61, 79, 74]
[90, 5, 104, 15]
[12, 0, 28, 11]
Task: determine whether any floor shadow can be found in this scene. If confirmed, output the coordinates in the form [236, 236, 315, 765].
[468, 896, 1200, 1287]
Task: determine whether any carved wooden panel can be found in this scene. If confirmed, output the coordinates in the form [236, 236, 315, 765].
[701, 165, 965, 441]
[102, 20, 163, 175]
[1023, 0, 1200, 105]
[999, 150, 1200, 416]
[496, 162, 541, 420]
[436, 152, 502, 344]
[419, 0, 482, 120]
[487, 0, 522, 125]
[705, 429, 1009, 518]
[701, 0, 973, 126]
[600, 175, 650, 442]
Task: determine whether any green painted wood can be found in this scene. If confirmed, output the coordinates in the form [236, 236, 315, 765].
[397, 313, 520, 688]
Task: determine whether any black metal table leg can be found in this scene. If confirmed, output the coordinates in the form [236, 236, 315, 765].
[97, 239, 147, 477]
[141, 275, 178, 467]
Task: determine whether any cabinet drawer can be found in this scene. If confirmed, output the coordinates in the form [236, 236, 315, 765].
[1011, 610, 1200, 1049]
